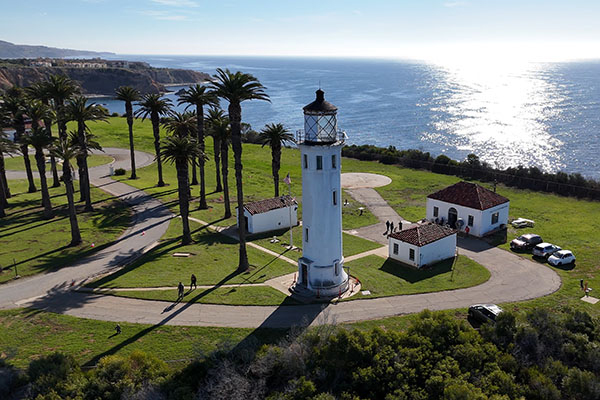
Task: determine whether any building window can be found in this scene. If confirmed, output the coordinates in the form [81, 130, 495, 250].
[409, 248, 415, 261]
[491, 212, 499, 225]
[332, 154, 337, 169]
[393, 243, 399, 255]
[316, 155, 323, 170]
[433, 206, 439, 217]
[332, 191, 337, 206]
[303, 154, 308, 169]
[468, 215, 474, 226]
[305, 227, 309, 242]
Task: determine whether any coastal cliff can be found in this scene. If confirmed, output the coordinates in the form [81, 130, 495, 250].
[0, 63, 211, 95]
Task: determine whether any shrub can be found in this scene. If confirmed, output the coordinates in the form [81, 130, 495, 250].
[114, 168, 126, 176]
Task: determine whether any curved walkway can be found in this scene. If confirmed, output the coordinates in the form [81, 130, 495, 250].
[0, 165, 562, 328]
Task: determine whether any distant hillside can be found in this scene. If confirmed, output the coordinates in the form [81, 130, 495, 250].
[0, 58, 211, 95]
[0, 40, 114, 59]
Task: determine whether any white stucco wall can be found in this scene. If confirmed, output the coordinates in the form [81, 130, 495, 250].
[237, 206, 298, 234]
[426, 198, 509, 237]
[297, 141, 348, 294]
[388, 233, 456, 268]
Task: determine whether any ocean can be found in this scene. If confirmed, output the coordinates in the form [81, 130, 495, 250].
[98, 55, 600, 179]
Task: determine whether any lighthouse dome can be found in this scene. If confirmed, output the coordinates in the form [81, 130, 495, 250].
[300, 89, 345, 144]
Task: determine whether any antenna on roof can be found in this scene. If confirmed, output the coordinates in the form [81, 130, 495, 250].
[318, 79, 321, 89]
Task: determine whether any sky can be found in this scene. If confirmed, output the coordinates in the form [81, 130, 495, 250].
[1, 0, 600, 61]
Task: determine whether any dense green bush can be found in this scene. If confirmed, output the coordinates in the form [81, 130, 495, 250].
[113, 167, 126, 176]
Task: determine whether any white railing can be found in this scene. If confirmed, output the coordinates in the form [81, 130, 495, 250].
[296, 129, 347, 144]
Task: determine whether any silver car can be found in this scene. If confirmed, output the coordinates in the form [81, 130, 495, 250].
[532, 243, 561, 258]
[468, 304, 503, 324]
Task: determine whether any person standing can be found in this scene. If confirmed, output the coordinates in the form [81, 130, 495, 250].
[178, 281, 184, 300]
[385, 220, 390, 234]
[191, 274, 197, 290]
[390, 221, 394, 233]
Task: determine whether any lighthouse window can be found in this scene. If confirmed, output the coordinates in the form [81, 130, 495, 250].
[334, 262, 339, 276]
[332, 155, 337, 169]
[316, 155, 323, 170]
[332, 191, 337, 206]
[305, 227, 309, 242]
[303, 154, 308, 169]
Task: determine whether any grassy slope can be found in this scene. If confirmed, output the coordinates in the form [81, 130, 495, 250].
[346, 255, 490, 299]
[0, 179, 131, 283]
[4, 154, 114, 171]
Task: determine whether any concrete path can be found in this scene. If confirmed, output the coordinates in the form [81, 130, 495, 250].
[0, 148, 173, 309]
[1, 165, 562, 329]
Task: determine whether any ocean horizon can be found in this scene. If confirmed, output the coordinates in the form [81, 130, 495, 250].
[98, 55, 600, 179]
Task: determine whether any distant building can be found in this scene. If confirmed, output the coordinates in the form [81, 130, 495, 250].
[388, 224, 456, 268]
[237, 195, 298, 234]
[426, 181, 509, 237]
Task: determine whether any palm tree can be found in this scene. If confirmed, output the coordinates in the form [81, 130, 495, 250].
[205, 107, 225, 193]
[0, 134, 18, 215]
[21, 127, 55, 219]
[26, 81, 61, 187]
[65, 96, 108, 211]
[162, 111, 197, 139]
[50, 138, 82, 246]
[210, 68, 270, 271]
[178, 85, 219, 208]
[115, 86, 141, 179]
[258, 123, 295, 197]
[135, 94, 172, 187]
[2, 87, 36, 193]
[159, 135, 205, 245]
[209, 116, 232, 218]
[46, 75, 80, 141]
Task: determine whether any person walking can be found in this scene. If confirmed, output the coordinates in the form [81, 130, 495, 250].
[178, 281, 184, 300]
[191, 273, 197, 290]
[390, 221, 395, 233]
[398, 221, 403, 231]
[115, 324, 121, 335]
[385, 220, 390, 234]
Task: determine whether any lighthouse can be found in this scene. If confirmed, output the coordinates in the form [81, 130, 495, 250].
[296, 89, 349, 297]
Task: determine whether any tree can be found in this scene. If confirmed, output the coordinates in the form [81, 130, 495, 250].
[0, 134, 18, 217]
[21, 127, 55, 219]
[65, 96, 108, 212]
[209, 116, 232, 218]
[46, 75, 80, 141]
[26, 81, 61, 187]
[206, 107, 226, 193]
[210, 68, 270, 271]
[135, 94, 172, 187]
[115, 86, 141, 179]
[50, 138, 82, 246]
[159, 135, 205, 245]
[258, 123, 295, 197]
[1, 87, 36, 193]
[178, 84, 219, 209]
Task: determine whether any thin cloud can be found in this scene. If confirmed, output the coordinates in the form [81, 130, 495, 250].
[444, 1, 467, 7]
[151, 0, 199, 7]
[140, 10, 189, 20]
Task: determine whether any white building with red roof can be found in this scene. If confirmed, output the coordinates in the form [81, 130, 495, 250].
[388, 224, 457, 268]
[237, 195, 298, 234]
[426, 181, 509, 237]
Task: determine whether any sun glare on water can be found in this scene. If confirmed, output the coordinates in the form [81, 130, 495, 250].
[420, 54, 566, 171]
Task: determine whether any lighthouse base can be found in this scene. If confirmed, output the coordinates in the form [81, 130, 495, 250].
[297, 257, 349, 297]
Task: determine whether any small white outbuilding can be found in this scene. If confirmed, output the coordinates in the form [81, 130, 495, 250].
[388, 224, 457, 268]
[237, 195, 298, 234]
[426, 181, 509, 237]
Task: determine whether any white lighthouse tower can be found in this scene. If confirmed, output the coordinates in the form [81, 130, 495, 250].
[296, 89, 349, 297]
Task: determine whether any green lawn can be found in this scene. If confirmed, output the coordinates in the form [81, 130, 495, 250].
[103, 285, 299, 306]
[0, 308, 283, 369]
[346, 254, 490, 299]
[0, 179, 131, 284]
[248, 225, 383, 262]
[87, 218, 297, 288]
[3, 154, 114, 171]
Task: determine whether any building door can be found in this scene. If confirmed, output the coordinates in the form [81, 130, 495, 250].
[301, 264, 308, 286]
[244, 216, 249, 233]
[448, 207, 458, 228]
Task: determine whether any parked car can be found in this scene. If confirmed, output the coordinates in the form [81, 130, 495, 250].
[532, 243, 562, 258]
[468, 304, 504, 324]
[512, 218, 535, 228]
[510, 234, 543, 251]
[548, 250, 576, 266]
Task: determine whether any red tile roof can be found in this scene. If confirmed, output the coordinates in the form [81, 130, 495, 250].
[389, 224, 456, 247]
[427, 181, 509, 210]
[243, 195, 297, 216]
